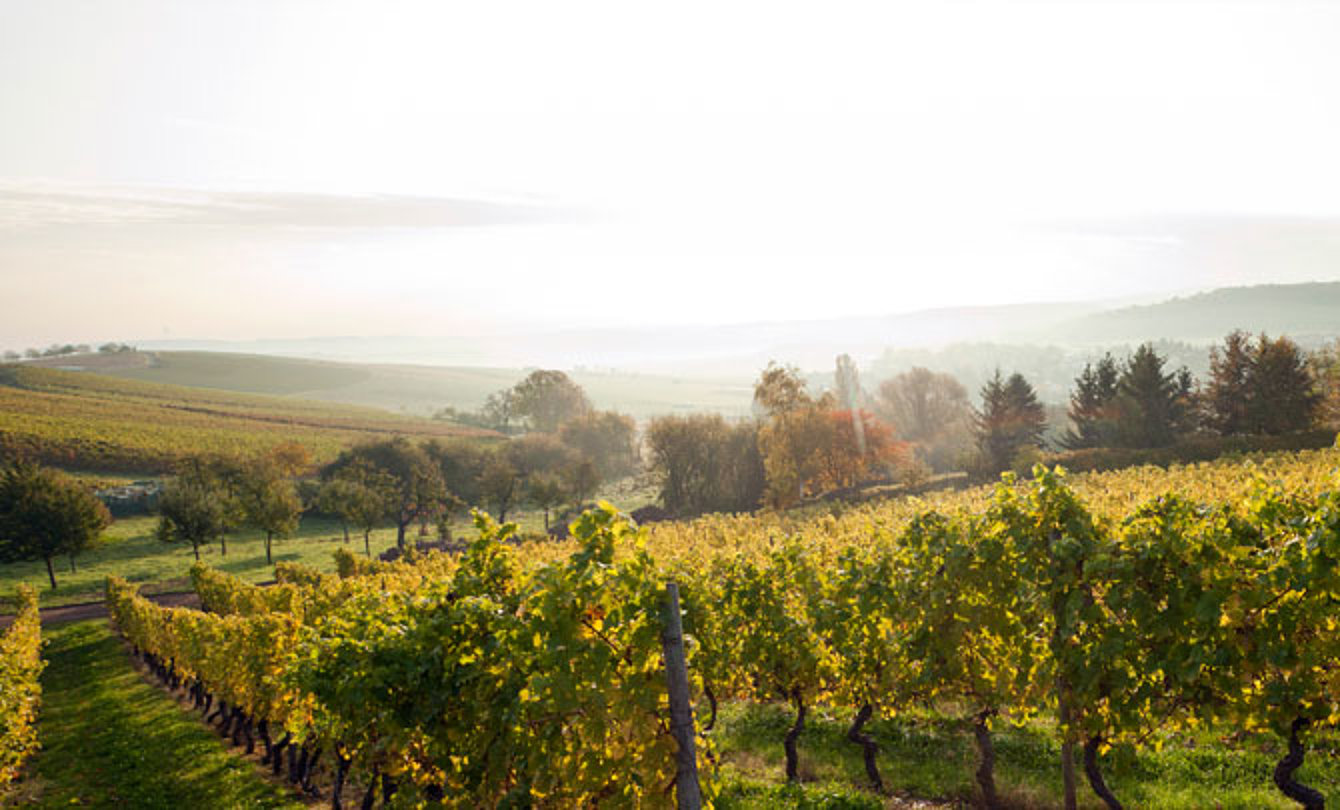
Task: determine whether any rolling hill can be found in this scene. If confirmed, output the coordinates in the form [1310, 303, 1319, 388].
[1041, 282, 1340, 345]
[34, 350, 757, 419]
[0, 364, 493, 475]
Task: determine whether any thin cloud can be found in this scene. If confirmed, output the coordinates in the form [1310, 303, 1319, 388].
[0, 183, 580, 230]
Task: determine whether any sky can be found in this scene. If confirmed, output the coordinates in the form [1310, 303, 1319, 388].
[3, 0, 1340, 348]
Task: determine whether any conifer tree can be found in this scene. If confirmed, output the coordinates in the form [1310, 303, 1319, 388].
[1061, 354, 1120, 449]
[1247, 334, 1318, 434]
[1114, 344, 1192, 448]
[1205, 331, 1254, 436]
[974, 370, 1046, 473]
[1206, 332, 1318, 436]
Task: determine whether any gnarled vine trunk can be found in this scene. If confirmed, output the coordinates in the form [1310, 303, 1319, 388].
[784, 689, 806, 782]
[1058, 693, 1078, 810]
[847, 702, 882, 791]
[703, 683, 718, 732]
[1274, 718, 1325, 810]
[1083, 735, 1123, 810]
[331, 747, 352, 809]
[973, 710, 1000, 809]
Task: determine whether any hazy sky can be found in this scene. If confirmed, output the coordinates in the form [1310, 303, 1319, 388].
[3, 0, 1340, 347]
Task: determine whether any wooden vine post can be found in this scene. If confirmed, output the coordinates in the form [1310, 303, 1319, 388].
[661, 581, 703, 810]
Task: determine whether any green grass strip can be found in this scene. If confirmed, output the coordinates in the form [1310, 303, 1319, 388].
[16, 619, 303, 809]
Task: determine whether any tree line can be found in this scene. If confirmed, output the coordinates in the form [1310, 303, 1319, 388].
[0, 368, 637, 586]
[874, 332, 1340, 478]
[1, 342, 135, 362]
[642, 332, 1340, 518]
[156, 370, 638, 561]
[645, 359, 910, 516]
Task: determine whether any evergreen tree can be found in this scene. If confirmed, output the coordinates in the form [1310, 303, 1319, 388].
[1114, 344, 1192, 448]
[974, 370, 1046, 473]
[1248, 334, 1319, 434]
[1205, 330, 1253, 436]
[1061, 354, 1120, 449]
[1206, 331, 1319, 436]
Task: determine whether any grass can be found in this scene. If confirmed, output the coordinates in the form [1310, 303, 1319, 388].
[0, 474, 660, 609]
[711, 701, 1340, 809]
[4, 620, 304, 808]
[0, 516, 403, 609]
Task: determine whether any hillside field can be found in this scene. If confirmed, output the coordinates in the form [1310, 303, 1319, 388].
[0, 363, 493, 475]
[31, 350, 756, 419]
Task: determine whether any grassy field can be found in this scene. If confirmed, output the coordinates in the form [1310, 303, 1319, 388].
[0, 363, 492, 474]
[39, 349, 756, 419]
[3, 620, 304, 809]
[0, 473, 659, 609]
[712, 701, 1340, 809]
[0, 515, 401, 608]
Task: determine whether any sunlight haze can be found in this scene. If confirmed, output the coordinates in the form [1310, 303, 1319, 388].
[3, 0, 1340, 348]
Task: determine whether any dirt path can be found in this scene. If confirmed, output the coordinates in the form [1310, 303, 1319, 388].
[0, 590, 200, 630]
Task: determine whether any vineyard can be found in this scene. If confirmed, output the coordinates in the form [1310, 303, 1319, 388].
[94, 441, 1340, 808]
[0, 586, 42, 791]
[0, 365, 492, 474]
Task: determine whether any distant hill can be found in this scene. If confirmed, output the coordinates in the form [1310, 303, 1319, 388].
[0, 364, 491, 475]
[133, 301, 1107, 377]
[129, 283, 1340, 377]
[29, 281, 1339, 420]
[29, 351, 757, 419]
[1042, 282, 1340, 346]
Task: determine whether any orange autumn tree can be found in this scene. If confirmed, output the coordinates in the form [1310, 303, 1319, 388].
[810, 409, 907, 491]
[754, 362, 909, 506]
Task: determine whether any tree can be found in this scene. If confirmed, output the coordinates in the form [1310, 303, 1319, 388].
[527, 474, 567, 530]
[1248, 334, 1319, 435]
[834, 354, 863, 411]
[0, 461, 111, 589]
[509, 370, 592, 433]
[238, 455, 302, 565]
[1114, 344, 1192, 448]
[974, 371, 1046, 474]
[317, 477, 360, 543]
[753, 362, 815, 417]
[808, 410, 904, 491]
[753, 363, 840, 506]
[155, 468, 229, 562]
[1205, 331, 1254, 436]
[482, 389, 521, 434]
[565, 458, 600, 509]
[507, 433, 580, 480]
[1061, 354, 1120, 449]
[876, 367, 973, 470]
[324, 439, 447, 549]
[333, 460, 397, 557]
[176, 456, 248, 557]
[645, 414, 764, 516]
[558, 411, 638, 480]
[1310, 339, 1340, 430]
[478, 458, 521, 522]
[426, 439, 492, 537]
